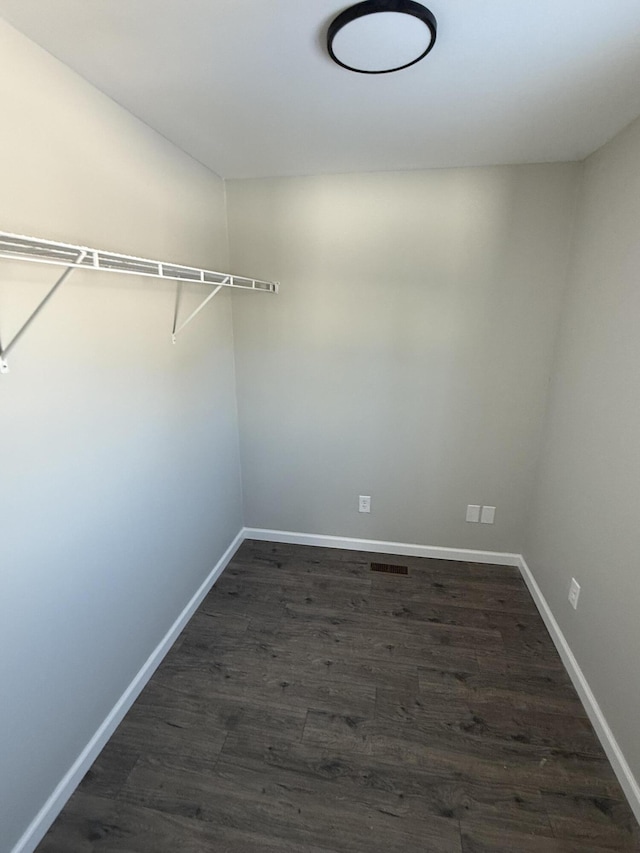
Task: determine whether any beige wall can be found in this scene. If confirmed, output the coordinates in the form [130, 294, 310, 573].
[0, 20, 242, 852]
[227, 165, 578, 551]
[525, 115, 640, 785]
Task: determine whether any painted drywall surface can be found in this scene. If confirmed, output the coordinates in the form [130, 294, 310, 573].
[227, 165, 578, 551]
[0, 20, 242, 852]
[525, 116, 640, 781]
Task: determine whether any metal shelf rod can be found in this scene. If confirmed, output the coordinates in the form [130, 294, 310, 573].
[0, 231, 278, 374]
[0, 231, 278, 293]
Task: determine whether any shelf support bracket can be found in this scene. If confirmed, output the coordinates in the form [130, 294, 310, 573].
[171, 278, 227, 343]
[0, 250, 86, 374]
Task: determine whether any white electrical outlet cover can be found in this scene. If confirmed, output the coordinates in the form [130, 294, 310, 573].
[481, 506, 496, 524]
[466, 505, 481, 523]
[358, 495, 371, 513]
[568, 578, 581, 610]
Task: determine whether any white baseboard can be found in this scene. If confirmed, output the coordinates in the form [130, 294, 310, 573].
[243, 527, 520, 567]
[12, 528, 245, 853]
[518, 555, 640, 824]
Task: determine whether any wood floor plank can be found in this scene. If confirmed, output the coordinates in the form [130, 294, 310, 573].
[117, 750, 462, 853]
[37, 792, 342, 853]
[144, 655, 376, 717]
[541, 790, 640, 850]
[76, 744, 141, 800]
[131, 684, 308, 741]
[370, 576, 538, 615]
[302, 705, 607, 791]
[375, 687, 605, 756]
[106, 703, 229, 765]
[476, 646, 567, 673]
[371, 727, 628, 799]
[220, 731, 552, 835]
[282, 600, 506, 649]
[417, 664, 588, 717]
[256, 616, 496, 668]
[217, 636, 421, 694]
[37, 541, 638, 852]
[460, 822, 631, 853]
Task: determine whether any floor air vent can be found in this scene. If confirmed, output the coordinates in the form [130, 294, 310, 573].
[370, 562, 409, 575]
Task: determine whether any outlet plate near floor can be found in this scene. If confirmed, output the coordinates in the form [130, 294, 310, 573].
[466, 505, 481, 523]
[481, 505, 496, 524]
[568, 577, 581, 610]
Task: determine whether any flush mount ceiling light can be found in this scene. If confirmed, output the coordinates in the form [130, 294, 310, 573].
[327, 0, 437, 74]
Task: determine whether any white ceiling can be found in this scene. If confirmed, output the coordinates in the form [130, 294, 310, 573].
[2, 0, 640, 179]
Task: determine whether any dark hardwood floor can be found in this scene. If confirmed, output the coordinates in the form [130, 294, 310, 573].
[38, 540, 640, 852]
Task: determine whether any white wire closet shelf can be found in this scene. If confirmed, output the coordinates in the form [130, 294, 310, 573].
[0, 231, 278, 374]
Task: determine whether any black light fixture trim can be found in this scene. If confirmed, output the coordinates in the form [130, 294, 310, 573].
[327, 0, 438, 74]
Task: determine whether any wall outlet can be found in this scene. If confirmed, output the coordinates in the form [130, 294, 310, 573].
[568, 578, 581, 610]
[358, 495, 371, 513]
[480, 505, 496, 524]
[466, 505, 481, 523]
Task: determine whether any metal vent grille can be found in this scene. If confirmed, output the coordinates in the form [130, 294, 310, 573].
[370, 562, 409, 575]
